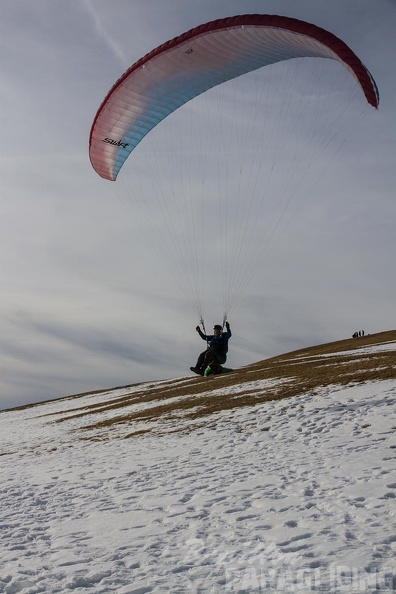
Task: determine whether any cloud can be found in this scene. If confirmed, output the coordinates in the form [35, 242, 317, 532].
[0, 0, 395, 410]
[82, 0, 129, 69]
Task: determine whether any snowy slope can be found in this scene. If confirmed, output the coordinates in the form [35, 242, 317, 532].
[1, 338, 395, 593]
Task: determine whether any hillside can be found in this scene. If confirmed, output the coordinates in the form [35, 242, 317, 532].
[1, 331, 395, 593]
[3, 329, 395, 443]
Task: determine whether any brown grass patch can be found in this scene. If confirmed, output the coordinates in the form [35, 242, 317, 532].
[2, 330, 394, 441]
[34, 329, 396, 439]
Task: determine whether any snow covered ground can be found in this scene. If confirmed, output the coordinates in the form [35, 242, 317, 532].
[1, 356, 396, 592]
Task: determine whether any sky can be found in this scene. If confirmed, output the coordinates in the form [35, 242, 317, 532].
[1, 0, 395, 409]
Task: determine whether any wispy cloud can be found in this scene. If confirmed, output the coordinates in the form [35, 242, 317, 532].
[82, 0, 129, 68]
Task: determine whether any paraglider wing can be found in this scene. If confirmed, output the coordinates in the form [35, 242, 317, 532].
[89, 14, 379, 182]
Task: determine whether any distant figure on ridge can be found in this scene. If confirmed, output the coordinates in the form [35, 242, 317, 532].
[352, 330, 365, 338]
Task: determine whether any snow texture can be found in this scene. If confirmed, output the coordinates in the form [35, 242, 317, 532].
[1, 349, 395, 593]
